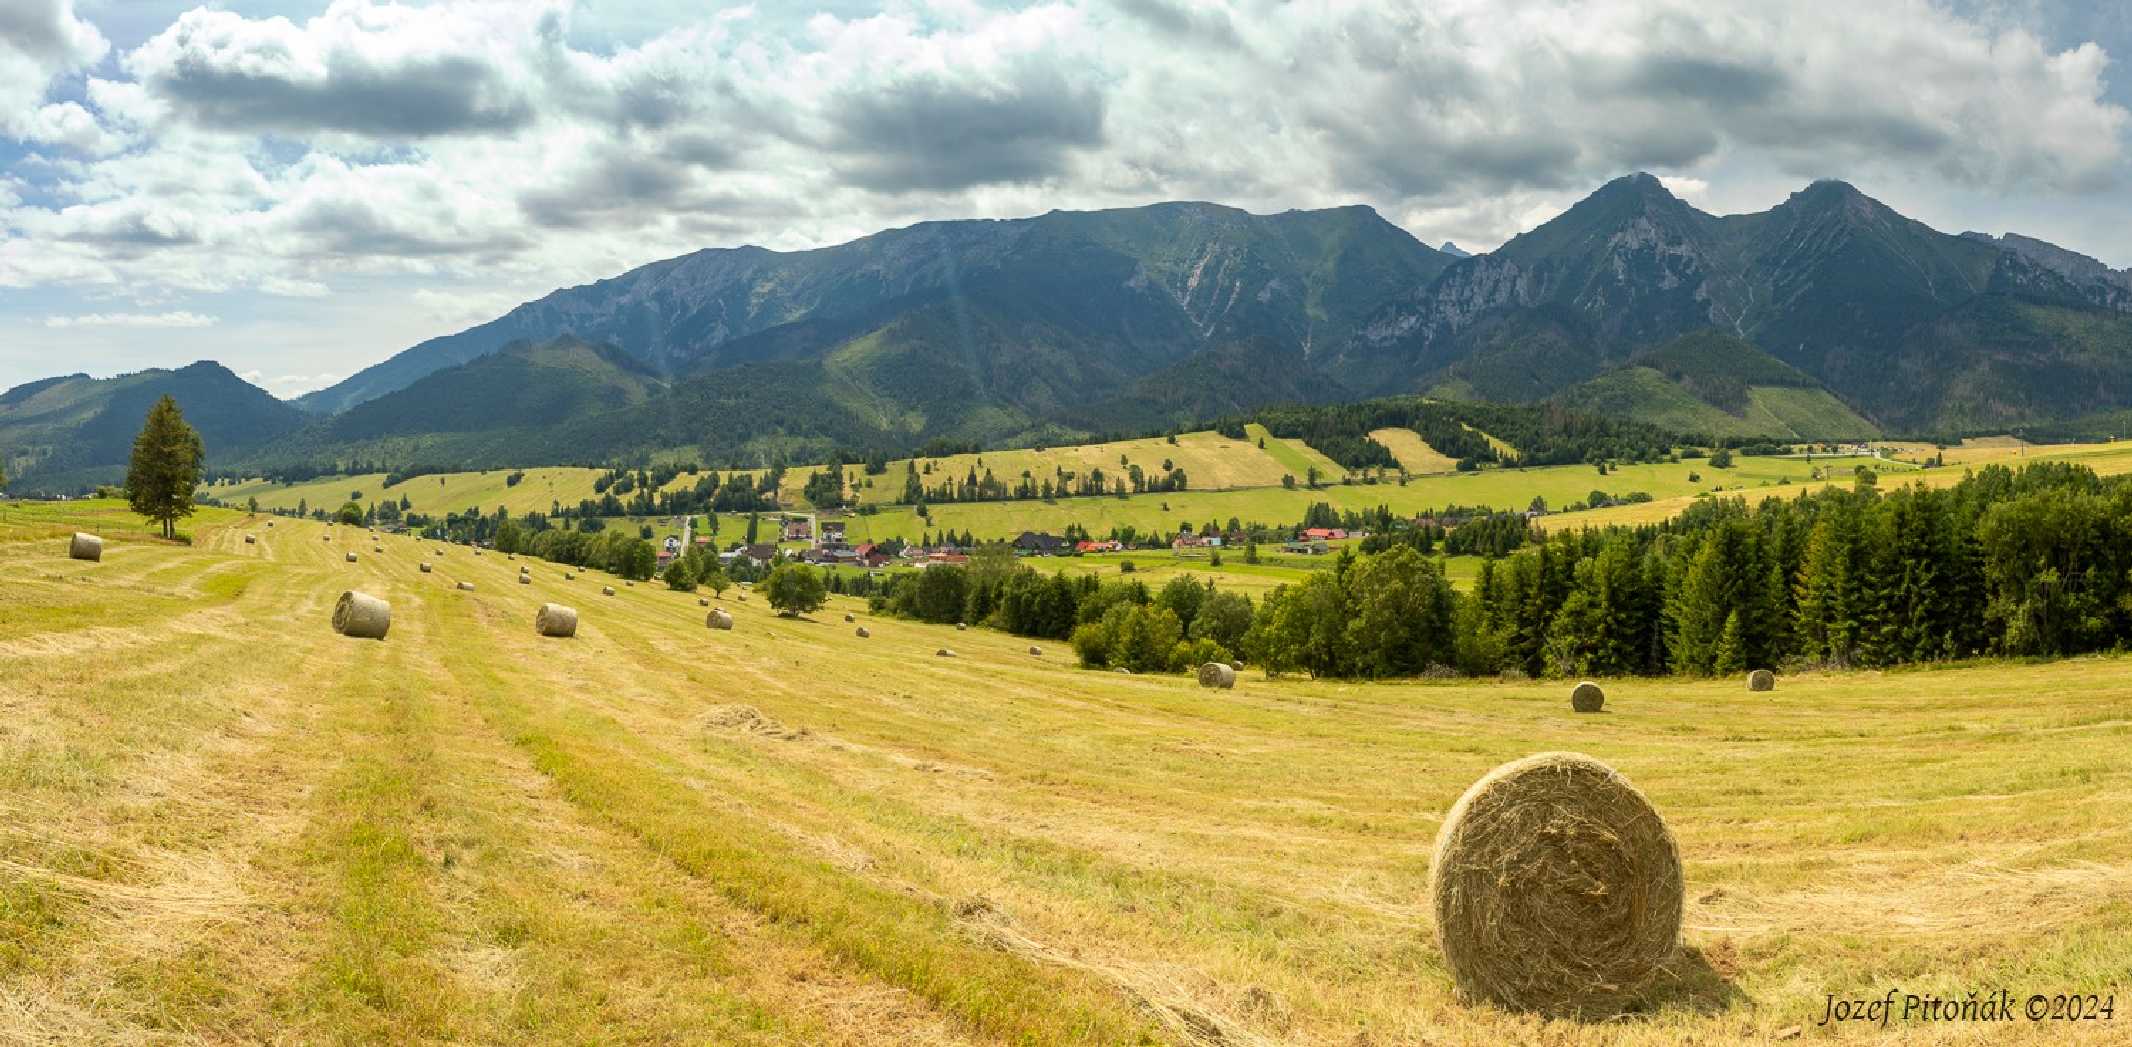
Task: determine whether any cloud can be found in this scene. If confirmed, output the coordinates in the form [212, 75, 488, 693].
[44, 310, 218, 328]
[124, 1, 550, 138]
[0, 0, 108, 136]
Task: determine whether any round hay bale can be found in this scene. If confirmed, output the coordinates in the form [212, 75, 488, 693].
[372, 546, 382, 553]
[266, 521, 274, 527]
[856, 626, 871, 638]
[1746, 669, 1775, 692]
[66, 533, 103, 561]
[844, 613, 855, 623]
[1229, 660, 1244, 672]
[1029, 645, 1042, 656]
[332, 590, 391, 639]
[345, 552, 359, 563]
[419, 562, 433, 573]
[563, 571, 574, 580]
[1429, 752, 1682, 1019]
[323, 535, 331, 542]
[1197, 662, 1237, 689]
[1570, 680, 1605, 713]
[936, 648, 956, 658]
[1114, 667, 1134, 675]
[707, 609, 735, 631]
[456, 581, 476, 591]
[507, 554, 516, 561]
[699, 597, 710, 607]
[244, 534, 257, 545]
[601, 585, 616, 596]
[736, 593, 747, 602]
[625, 580, 635, 587]
[956, 622, 967, 631]
[534, 603, 578, 638]
[518, 573, 531, 585]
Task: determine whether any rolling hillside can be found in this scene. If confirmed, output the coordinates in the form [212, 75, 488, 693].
[1552, 331, 1880, 440]
[0, 362, 306, 493]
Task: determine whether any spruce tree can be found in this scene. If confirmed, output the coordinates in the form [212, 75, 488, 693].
[124, 394, 205, 539]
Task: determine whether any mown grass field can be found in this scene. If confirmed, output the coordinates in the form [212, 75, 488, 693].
[5, 499, 2129, 1044]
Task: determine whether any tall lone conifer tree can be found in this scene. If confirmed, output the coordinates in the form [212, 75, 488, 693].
[125, 394, 205, 539]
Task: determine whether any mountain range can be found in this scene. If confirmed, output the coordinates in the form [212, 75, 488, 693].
[7, 173, 2132, 489]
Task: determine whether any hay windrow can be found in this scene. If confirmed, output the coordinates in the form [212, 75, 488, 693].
[534, 603, 578, 638]
[331, 590, 391, 640]
[1747, 669, 1775, 692]
[1197, 662, 1237, 689]
[1571, 681, 1605, 713]
[1429, 751, 1682, 1020]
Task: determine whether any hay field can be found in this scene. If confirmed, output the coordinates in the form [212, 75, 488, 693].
[1367, 428, 1460, 474]
[4, 499, 2129, 1044]
[208, 467, 608, 517]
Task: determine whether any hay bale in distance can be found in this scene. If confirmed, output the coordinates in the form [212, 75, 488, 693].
[1747, 669, 1776, 692]
[1429, 751, 1682, 1019]
[625, 580, 635, 587]
[345, 552, 359, 563]
[856, 626, 870, 638]
[956, 622, 967, 631]
[707, 609, 735, 631]
[1570, 681, 1605, 713]
[332, 590, 391, 640]
[844, 613, 855, 623]
[534, 603, 578, 638]
[1197, 662, 1238, 689]
[419, 562, 433, 573]
[936, 648, 956, 658]
[1229, 659, 1244, 672]
[518, 573, 531, 585]
[456, 581, 476, 591]
[67, 533, 103, 561]
[1029, 645, 1042, 656]
[602, 585, 616, 596]
[699, 597, 710, 607]
[244, 534, 257, 545]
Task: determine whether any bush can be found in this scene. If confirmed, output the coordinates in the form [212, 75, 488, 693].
[1170, 636, 1232, 672]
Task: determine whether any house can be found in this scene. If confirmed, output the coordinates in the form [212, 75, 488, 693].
[1302, 527, 1347, 541]
[819, 520, 846, 544]
[1171, 533, 1209, 550]
[1282, 539, 1330, 555]
[853, 543, 892, 569]
[720, 543, 780, 568]
[1011, 531, 1068, 555]
[921, 551, 971, 567]
[782, 517, 812, 542]
[663, 535, 683, 553]
[1075, 539, 1123, 554]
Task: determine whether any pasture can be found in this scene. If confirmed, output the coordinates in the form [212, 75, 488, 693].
[3, 500, 2128, 1043]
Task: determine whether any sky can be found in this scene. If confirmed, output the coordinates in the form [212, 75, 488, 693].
[0, 0, 2127, 399]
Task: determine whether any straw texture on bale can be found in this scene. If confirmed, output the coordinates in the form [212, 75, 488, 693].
[419, 562, 433, 573]
[844, 613, 855, 623]
[518, 574, 531, 585]
[1429, 752, 1682, 1019]
[1747, 669, 1775, 692]
[345, 552, 359, 563]
[707, 609, 735, 631]
[457, 581, 476, 591]
[332, 590, 391, 640]
[936, 648, 955, 658]
[1029, 645, 1042, 656]
[534, 603, 578, 638]
[66, 532, 103, 561]
[602, 586, 616, 596]
[855, 626, 870, 638]
[1571, 681, 1605, 713]
[1197, 662, 1237, 689]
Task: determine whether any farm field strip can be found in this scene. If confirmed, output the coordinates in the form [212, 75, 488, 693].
[4, 501, 2131, 1042]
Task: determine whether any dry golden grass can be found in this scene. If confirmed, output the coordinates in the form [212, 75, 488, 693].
[1367, 428, 1460, 475]
[5, 500, 2131, 1044]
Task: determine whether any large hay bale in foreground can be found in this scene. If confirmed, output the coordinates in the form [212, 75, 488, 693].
[534, 603, 578, 638]
[602, 585, 616, 596]
[1429, 752, 1682, 1019]
[332, 590, 391, 640]
[1570, 681, 1605, 713]
[419, 562, 433, 573]
[1197, 662, 1237, 689]
[345, 552, 359, 563]
[67, 533, 103, 561]
[1747, 669, 1775, 692]
[706, 609, 735, 630]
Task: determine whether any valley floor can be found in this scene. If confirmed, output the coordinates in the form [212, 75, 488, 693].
[3, 502, 2130, 1044]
